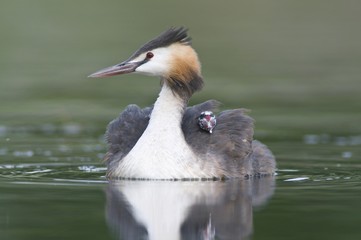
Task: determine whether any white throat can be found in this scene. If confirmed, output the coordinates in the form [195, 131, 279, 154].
[116, 84, 202, 179]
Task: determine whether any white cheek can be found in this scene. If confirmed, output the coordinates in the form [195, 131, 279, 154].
[134, 47, 171, 76]
[135, 61, 170, 76]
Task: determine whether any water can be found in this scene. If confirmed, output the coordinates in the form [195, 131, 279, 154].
[1, 0, 361, 239]
[1, 126, 360, 240]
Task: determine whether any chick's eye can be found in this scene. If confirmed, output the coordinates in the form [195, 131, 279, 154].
[146, 52, 154, 59]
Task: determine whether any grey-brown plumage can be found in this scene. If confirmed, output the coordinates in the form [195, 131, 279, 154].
[90, 27, 276, 179]
[104, 105, 152, 176]
[104, 100, 274, 178]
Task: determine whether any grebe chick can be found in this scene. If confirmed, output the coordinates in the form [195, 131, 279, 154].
[89, 27, 276, 180]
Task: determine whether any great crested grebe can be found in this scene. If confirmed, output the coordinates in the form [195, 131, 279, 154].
[89, 27, 276, 180]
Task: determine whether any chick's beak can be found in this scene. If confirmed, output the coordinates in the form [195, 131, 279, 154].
[88, 61, 141, 78]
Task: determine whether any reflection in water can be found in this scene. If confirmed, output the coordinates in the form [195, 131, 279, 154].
[106, 178, 275, 240]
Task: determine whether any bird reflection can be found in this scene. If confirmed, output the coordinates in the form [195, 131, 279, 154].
[106, 178, 275, 240]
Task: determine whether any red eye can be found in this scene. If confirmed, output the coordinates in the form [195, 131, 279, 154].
[146, 52, 154, 59]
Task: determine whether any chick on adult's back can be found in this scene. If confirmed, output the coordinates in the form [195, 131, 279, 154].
[89, 27, 276, 179]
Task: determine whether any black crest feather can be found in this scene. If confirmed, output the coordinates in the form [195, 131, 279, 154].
[129, 27, 191, 60]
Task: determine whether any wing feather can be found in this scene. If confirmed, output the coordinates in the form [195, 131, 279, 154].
[104, 104, 152, 171]
[104, 100, 275, 178]
[182, 100, 254, 177]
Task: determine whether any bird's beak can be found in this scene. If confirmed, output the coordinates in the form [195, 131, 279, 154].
[88, 61, 141, 78]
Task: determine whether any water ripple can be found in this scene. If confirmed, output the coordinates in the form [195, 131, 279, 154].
[284, 177, 310, 182]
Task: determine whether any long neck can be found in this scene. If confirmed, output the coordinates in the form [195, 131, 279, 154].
[148, 83, 187, 129]
[118, 80, 197, 179]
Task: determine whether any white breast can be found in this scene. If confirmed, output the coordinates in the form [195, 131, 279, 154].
[114, 85, 210, 179]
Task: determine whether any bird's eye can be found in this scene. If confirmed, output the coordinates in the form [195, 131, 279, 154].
[146, 52, 154, 59]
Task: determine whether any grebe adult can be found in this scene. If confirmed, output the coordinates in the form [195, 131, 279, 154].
[89, 27, 275, 179]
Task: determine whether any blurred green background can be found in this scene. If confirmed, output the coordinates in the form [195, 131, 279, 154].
[1, 2, 361, 240]
[1, 0, 360, 137]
